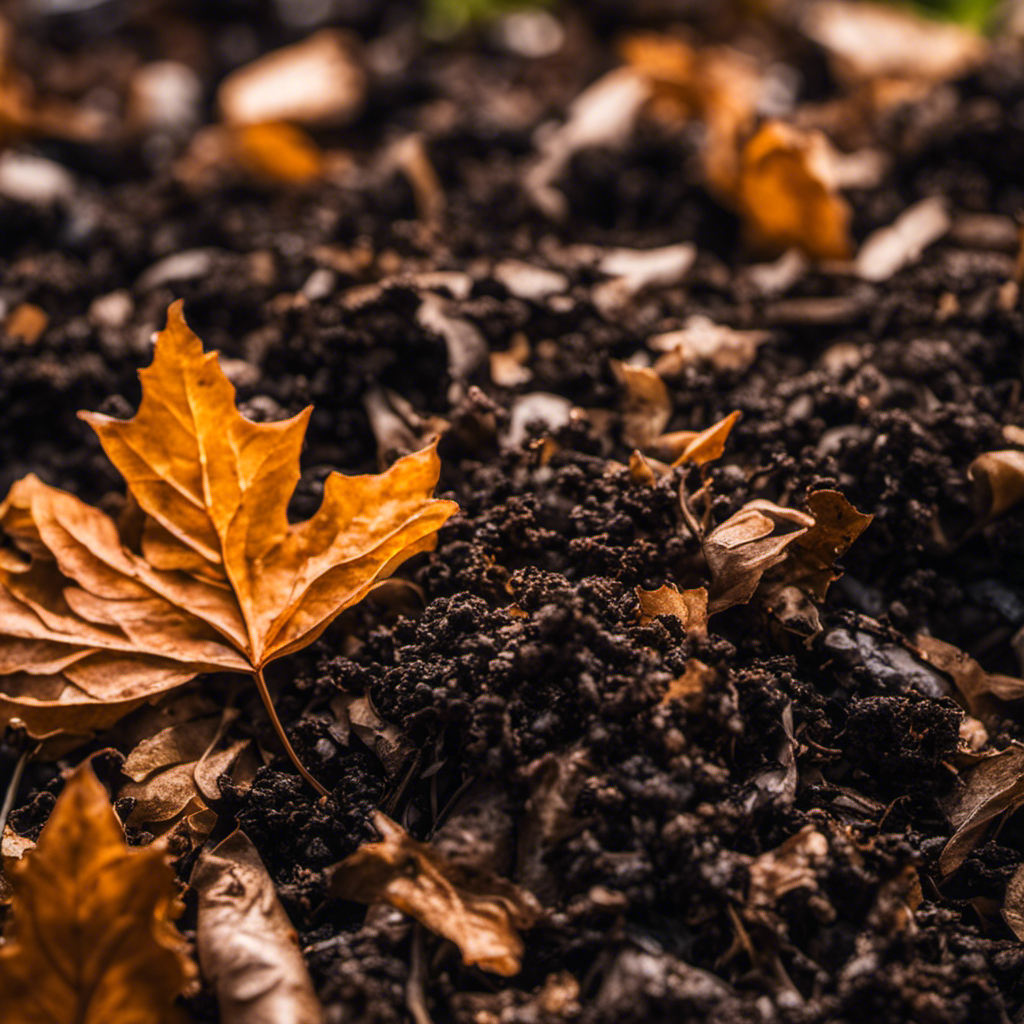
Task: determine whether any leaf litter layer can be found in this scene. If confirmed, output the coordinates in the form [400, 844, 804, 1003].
[2, 1, 1024, 1023]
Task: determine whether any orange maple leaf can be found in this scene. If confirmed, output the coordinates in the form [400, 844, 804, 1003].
[0, 302, 457, 793]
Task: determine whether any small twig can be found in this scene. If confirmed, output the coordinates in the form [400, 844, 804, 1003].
[253, 667, 328, 798]
[0, 748, 30, 838]
[678, 479, 703, 541]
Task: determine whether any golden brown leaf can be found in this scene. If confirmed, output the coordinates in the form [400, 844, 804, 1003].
[636, 583, 708, 635]
[612, 361, 671, 450]
[330, 811, 539, 976]
[915, 635, 1024, 718]
[968, 450, 1024, 521]
[0, 762, 195, 1023]
[192, 830, 324, 1024]
[733, 121, 853, 261]
[660, 658, 717, 708]
[0, 303, 457, 794]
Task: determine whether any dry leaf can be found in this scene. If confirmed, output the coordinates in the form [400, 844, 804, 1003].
[650, 317, 769, 376]
[748, 825, 829, 908]
[660, 658, 717, 708]
[734, 121, 853, 261]
[192, 830, 323, 1024]
[915, 635, 1024, 718]
[855, 196, 950, 282]
[330, 811, 539, 976]
[3, 303, 48, 346]
[940, 746, 1024, 875]
[218, 29, 364, 127]
[658, 410, 742, 468]
[636, 584, 708, 635]
[0, 302, 456, 794]
[968, 450, 1024, 521]
[612, 362, 671, 450]
[705, 500, 815, 614]
[802, 1, 985, 86]
[1003, 862, 1024, 941]
[0, 762, 195, 1023]
[593, 244, 696, 316]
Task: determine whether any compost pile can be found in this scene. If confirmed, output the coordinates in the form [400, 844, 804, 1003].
[2, 1, 1024, 1022]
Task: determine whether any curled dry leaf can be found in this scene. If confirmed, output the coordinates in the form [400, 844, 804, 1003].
[940, 745, 1024, 875]
[915, 635, 1024, 719]
[192, 830, 324, 1024]
[662, 410, 742, 468]
[704, 501, 815, 615]
[330, 811, 540, 976]
[733, 121, 853, 261]
[0, 763, 195, 1023]
[968, 450, 1024, 521]
[612, 362, 671, 450]
[0, 302, 456, 796]
[636, 583, 708, 636]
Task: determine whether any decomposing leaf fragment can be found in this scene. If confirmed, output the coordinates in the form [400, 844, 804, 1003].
[1003, 862, 1024, 941]
[0, 302, 457, 795]
[0, 763, 194, 1023]
[612, 361, 671, 450]
[915, 635, 1024, 718]
[968, 449, 1024, 521]
[747, 825, 829, 909]
[733, 121, 853, 261]
[330, 811, 539, 976]
[192, 830, 324, 1024]
[650, 317, 769, 377]
[660, 658, 717, 708]
[940, 745, 1024, 875]
[636, 583, 708, 635]
[855, 196, 950, 282]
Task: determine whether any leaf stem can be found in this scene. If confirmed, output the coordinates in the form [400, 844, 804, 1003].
[0, 748, 30, 838]
[253, 667, 328, 798]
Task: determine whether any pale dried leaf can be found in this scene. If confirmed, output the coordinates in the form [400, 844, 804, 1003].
[612, 362, 671, 450]
[855, 197, 950, 282]
[650, 317, 769, 376]
[748, 825, 829, 907]
[331, 811, 539, 976]
[193, 830, 324, 1024]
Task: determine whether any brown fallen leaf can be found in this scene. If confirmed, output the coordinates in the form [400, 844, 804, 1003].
[650, 317, 770, 377]
[747, 825, 829, 909]
[636, 583, 709, 635]
[0, 762, 195, 1023]
[968, 449, 1024, 521]
[0, 302, 457, 795]
[940, 745, 1024, 875]
[1002, 862, 1024, 941]
[669, 410, 742, 468]
[733, 121, 853, 261]
[660, 658, 717, 708]
[915, 635, 1024, 718]
[704, 500, 815, 615]
[612, 361, 671, 450]
[330, 810, 540, 976]
[192, 830, 324, 1024]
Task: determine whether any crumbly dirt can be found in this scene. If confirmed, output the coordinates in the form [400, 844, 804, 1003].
[4, 2, 1024, 1022]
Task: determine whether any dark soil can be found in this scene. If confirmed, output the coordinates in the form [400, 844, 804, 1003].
[4, 2, 1024, 1022]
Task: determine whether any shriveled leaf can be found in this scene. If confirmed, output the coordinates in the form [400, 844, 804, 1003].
[0, 301, 457, 743]
[916, 635, 1024, 718]
[968, 450, 1024, 521]
[612, 361, 671, 450]
[733, 121, 853, 261]
[669, 410, 742, 468]
[661, 658, 717, 708]
[0, 763, 195, 1023]
[636, 584, 708, 635]
[705, 501, 815, 614]
[748, 825, 829, 908]
[193, 830, 324, 1024]
[940, 746, 1024, 875]
[330, 811, 539, 976]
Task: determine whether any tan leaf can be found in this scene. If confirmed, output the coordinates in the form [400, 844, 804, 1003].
[733, 121, 853, 261]
[192, 830, 324, 1024]
[669, 410, 742, 468]
[650, 318, 769, 376]
[748, 825, 829, 908]
[1003, 862, 1024, 941]
[636, 583, 709, 635]
[940, 746, 1024, 875]
[915, 635, 1024, 719]
[612, 361, 671, 450]
[968, 450, 1024, 521]
[330, 811, 540, 976]
[0, 302, 457, 796]
[0, 763, 195, 1023]
[704, 501, 815, 614]
[661, 658, 717, 708]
